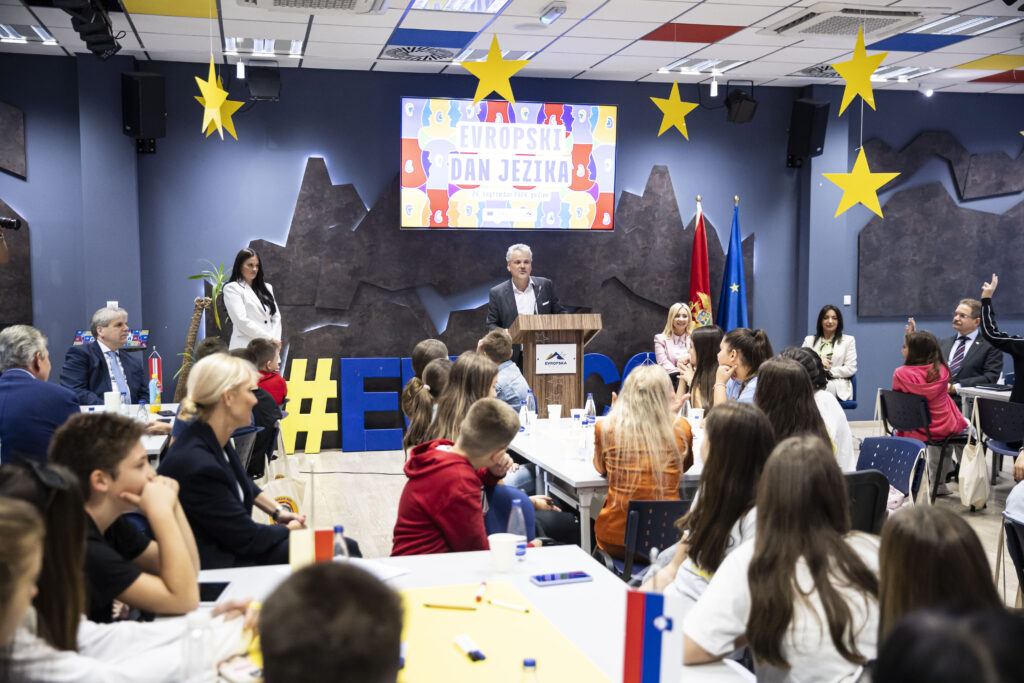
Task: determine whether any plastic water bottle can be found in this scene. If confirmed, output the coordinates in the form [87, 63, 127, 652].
[521, 658, 540, 682]
[507, 498, 528, 562]
[136, 400, 149, 423]
[584, 393, 597, 427]
[181, 611, 213, 682]
[526, 390, 538, 432]
[333, 525, 350, 560]
[119, 391, 130, 417]
[519, 400, 528, 434]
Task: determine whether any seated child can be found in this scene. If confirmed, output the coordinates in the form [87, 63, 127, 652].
[261, 562, 403, 683]
[48, 413, 200, 624]
[391, 398, 518, 556]
[248, 338, 287, 407]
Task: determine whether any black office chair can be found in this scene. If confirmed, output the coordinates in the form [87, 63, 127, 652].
[230, 425, 264, 475]
[838, 373, 858, 411]
[595, 499, 692, 582]
[975, 398, 1024, 485]
[857, 436, 926, 501]
[878, 390, 970, 503]
[844, 470, 889, 534]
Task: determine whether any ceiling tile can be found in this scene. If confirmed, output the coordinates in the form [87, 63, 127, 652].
[48, 26, 142, 51]
[137, 33, 221, 52]
[674, 4, 782, 26]
[575, 69, 642, 81]
[372, 60, 446, 73]
[468, 32, 552, 50]
[991, 83, 1024, 93]
[217, 3, 310, 23]
[930, 36, 1024, 54]
[564, 19, 663, 40]
[642, 23, 743, 43]
[388, 28, 475, 48]
[685, 43, 783, 60]
[638, 71, 712, 84]
[526, 50, 603, 69]
[499, 0, 608, 21]
[127, 15, 213, 35]
[517, 67, 585, 79]
[308, 22, 395, 44]
[971, 68, 1024, 83]
[714, 27, 798, 47]
[304, 41, 385, 58]
[888, 52, 983, 68]
[759, 76, 821, 87]
[726, 60, 806, 77]
[765, 45, 850, 64]
[398, 8, 493, 31]
[299, 55, 374, 70]
[473, 14, 563, 37]
[866, 33, 971, 53]
[954, 0, 1024, 17]
[937, 81, 1011, 92]
[123, 0, 215, 18]
[0, 5, 34, 24]
[544, 36, 633, 54]
[593, 53, 679, 71]
[0, 42, 64, 56]
[309, 8, 405, 27]
[934, 68, 995, 80]
[589, 1, 694, 23]
[617, 40, 707, 58]
[955, 54, 1024, 69]
[145, 50, 214, 63]
[222, 19, 309, 41]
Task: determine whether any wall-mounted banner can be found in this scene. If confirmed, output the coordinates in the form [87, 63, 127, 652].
[536, 343, 576, 375]
[400, 97, 617, 230]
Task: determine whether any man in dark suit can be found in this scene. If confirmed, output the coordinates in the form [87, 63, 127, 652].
[0, 325, 79, 464]
[486, 243, 566, 332]
[60, 306, 149, 406]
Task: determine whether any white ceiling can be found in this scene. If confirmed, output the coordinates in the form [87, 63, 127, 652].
[0, 0, 1022, 93]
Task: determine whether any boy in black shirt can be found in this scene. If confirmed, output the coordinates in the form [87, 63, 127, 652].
[49, 412, 200, 622]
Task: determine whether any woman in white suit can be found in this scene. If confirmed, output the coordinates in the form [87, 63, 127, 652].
[803, 304, 856, 401]
[222, 248, 282, 350]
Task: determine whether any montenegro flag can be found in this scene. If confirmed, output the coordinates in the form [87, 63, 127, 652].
[689, 199, 713, 327]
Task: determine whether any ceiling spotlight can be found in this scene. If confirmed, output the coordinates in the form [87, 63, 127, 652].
[924, 88, 933, 97]
[237, 60, 245, 79]
[710, 76, 719, 97]
[539, 2, 566, 25]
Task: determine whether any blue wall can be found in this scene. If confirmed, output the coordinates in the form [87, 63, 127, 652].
[2, 51, 1022, 420]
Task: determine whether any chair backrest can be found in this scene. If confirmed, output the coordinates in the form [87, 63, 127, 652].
[621, 352, 657, 384]
[838, 373, 859, 410]
[879, 390, 932, 439]
[844, 470, 889, 534]
[857, 436, 926, 498]
[1002, 514, 1024, 590]
[483, 485, 536, 542]
[976, 398, 1024, 444]
[622, 499, 692, 577]
[230, 425, 264, 473]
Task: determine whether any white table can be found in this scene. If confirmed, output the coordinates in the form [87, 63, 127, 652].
[959, 385, 1012, 423]
[80, 402, 178, 456]
[198, 546, 749, 682]
[508, 419, 608, 554]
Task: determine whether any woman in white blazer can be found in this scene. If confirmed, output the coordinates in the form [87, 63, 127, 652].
[803, 304, 857, 401]
[222, 248, 282, 350]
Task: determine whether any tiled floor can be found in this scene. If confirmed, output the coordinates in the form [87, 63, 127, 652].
[285, 420, 1020, 605]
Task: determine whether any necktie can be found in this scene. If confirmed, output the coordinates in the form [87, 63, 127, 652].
[107, 351, 131, 400]
[949, 337, 969, 377]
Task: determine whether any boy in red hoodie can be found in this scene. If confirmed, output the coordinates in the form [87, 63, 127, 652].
[249, 338, 287, 406]
[391, 398, 519, 556]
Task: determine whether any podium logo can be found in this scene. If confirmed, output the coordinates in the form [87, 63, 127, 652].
[543, 351, 570, 369]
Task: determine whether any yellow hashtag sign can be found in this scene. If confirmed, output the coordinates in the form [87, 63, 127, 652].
[280, 358, 337, 454]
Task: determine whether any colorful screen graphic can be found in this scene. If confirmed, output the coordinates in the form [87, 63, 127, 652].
[400, 97, 617, 230]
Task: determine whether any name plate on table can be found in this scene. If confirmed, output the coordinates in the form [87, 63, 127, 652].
[536, 344, 576, 375]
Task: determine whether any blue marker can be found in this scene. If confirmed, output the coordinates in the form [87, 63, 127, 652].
[454, 635, 485, 662]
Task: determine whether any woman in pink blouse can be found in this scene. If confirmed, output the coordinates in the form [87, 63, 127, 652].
[654, 303, 692, 391]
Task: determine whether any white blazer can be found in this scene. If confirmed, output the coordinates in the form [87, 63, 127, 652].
[802, 334, 857, 401]
[223, 280, 282, 350]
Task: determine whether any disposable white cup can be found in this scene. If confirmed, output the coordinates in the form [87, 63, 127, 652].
[488, 533, 518, 572]
[103, 391, 121, 413]
[289, 528, 315, 573]
[547, 404, 562, 421]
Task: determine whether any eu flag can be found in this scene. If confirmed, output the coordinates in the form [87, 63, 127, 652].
[716, 206, 748, 331]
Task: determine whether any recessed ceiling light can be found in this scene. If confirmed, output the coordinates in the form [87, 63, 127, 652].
[289, 39, 303, 58]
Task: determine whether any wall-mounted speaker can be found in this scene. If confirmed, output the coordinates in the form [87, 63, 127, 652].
[786, 98, 829, 168]
[121, 72, 166, 141]
[247, 64, 281, 102]
[725, 89, 757, 124]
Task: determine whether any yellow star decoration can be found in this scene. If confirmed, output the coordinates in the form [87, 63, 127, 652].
[730, 283, 740, 293]
[822, 148, 900, 218]
[650, 82, 699, 138]
[194, 57, 242, 140]
[831, 28, 887, 116]
[459, 36, 529, 106]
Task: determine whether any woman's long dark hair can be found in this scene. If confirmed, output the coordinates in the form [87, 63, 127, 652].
[690, 325, 723, 409]
[747, 436, 878, 669]
[779, 346, 828, 391]
[0, 463, 86, 652]
[677, 402, 774, 573]
[814, 304, 844, 344]
[229, 248, 277, 316]
[878, 506, 1002, 641]
[723, 328, 773, 393]
[427, 353, 497, 443]
[904, 330, 946, 383]
[754, 358, 831, 445]
[403, 358, 452, 451]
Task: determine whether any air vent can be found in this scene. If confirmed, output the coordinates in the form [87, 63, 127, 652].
[791, 63, 941, 81]
[761, 3, 947, 39]
[235, 0, 389, 13]
[379, 45, 460, 61]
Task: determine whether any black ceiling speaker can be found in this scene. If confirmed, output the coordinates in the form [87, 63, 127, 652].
[246, 63, 281, 102]
[54, 0, 121, 60]
[725, 88, 758, 124]
[787, 98, 830, 168]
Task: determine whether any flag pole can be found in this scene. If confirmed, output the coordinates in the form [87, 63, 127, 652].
[734, 195, 739, 206]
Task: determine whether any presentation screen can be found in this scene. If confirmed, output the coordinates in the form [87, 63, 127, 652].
[401, 97, 617, 230]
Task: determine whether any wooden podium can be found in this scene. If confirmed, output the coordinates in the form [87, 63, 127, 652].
[508, 313, 602, 418]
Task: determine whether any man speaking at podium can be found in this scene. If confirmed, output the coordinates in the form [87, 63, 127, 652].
[486, 243, 565, 333]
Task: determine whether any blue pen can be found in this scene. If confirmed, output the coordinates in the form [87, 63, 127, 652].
[454, 635, 485, 662]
